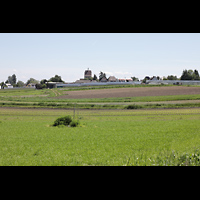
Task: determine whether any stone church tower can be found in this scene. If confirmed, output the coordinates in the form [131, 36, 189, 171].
[84, 68, 92, 79]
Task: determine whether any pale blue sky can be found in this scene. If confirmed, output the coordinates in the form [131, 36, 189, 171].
[1, 33, 200, 83]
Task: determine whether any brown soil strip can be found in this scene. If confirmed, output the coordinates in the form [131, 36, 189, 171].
[55, 86, 200, 99]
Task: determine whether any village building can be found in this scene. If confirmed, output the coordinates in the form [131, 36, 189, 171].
[75, 79, 91, 84]
[119, 79, 126, 82]
[150, 76, 159, 81]
[108, 76, 118, 82]
[84, 68, 92, 79]
[100, 77, 108, 82]
[5, 83, 13, 88]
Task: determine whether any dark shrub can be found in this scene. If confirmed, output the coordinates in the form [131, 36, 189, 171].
[53, 116, 72, 126]
[126, 104, 142, 109]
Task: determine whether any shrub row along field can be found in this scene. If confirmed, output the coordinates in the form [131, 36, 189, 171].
[0, 107, 200, 166]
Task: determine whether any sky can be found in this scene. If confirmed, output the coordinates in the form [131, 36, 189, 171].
[1, 33, 200, 83]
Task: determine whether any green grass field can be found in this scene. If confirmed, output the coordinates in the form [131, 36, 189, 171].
[1, 107, 200, 166]
[1, 86, 200, 165]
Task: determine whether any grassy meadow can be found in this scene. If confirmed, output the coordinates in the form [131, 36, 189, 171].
[1, 107, 200, 166]
[1, 86, 200, 166]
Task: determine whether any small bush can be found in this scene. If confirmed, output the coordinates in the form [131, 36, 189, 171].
[53, 116, 72, 126]
[70, 120, 80, 127]
[53, 116, 80, 127]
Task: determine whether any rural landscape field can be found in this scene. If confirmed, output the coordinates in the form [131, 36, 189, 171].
[1, 85, 200, 166]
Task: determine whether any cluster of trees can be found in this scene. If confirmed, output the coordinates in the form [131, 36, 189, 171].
[180, 69, 200, 80]
[36, 75, 64, 89]
[1, 74, 23, 88]
[162, 69, 199, 81]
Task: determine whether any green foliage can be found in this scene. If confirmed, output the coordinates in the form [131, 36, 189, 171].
[180, 69, 200, 80]
[177, 151, 200, 166]
[129, 150, 200, 166]
[70, 120, 80, 127]
[49, 75, 64, 82]
[40, 79, 48, 85]
[26, 78, 39, 85]
[35, 83, 47, 89]
[166, 75, 178, 80]
[7, 74, 17, 85]
[16, 80, 25, 87]
[53, 116, 80, 127]
[53, 116, 72, 126]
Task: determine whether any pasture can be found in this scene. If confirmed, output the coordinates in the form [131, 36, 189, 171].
[1, 85, 200, 165]
[1, 107, 200, 166]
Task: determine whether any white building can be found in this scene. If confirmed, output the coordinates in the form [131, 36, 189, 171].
[6, 84, 13, 88]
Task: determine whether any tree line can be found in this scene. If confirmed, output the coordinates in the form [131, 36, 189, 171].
[0, 74, 64, 89]
[142, 69, 200, 83]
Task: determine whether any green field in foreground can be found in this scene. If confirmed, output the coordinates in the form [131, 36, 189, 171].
[0, 107, 200, 166]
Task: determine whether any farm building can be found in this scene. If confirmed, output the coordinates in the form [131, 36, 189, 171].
[84, 68, 92, 79]
[146, 80, 200, 85]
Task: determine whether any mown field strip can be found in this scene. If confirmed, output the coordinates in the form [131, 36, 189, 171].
[1, 107, 200, 116]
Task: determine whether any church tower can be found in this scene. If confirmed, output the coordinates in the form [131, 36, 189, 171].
[84, 68, 92, 79]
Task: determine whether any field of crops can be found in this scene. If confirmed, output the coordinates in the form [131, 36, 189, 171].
[1, 107, 200, 166]
[1, 86, 200, 109]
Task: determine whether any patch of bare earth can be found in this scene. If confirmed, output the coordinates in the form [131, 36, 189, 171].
[55, 86, 200, 99]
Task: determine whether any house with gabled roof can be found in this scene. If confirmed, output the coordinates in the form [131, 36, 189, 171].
[108, 76, 118, 82]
